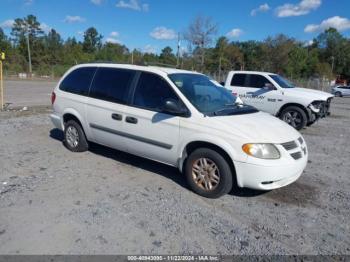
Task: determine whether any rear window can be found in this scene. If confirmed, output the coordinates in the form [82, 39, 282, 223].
[230, 74, 246, 87]
[59, 67, 96, 95]
[89, 67, 135, 104]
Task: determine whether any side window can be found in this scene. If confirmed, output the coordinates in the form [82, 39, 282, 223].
[89, 67, 135, 104]
[59, 67, 96, 95]
[231, 74, 246, 87]
[247, 74, 272, 88]
[132, 72, 180, 112]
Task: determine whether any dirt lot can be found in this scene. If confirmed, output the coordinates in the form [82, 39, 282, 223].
[0, 95, 349, 255]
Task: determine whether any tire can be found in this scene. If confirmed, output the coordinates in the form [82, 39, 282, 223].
[185, 148, 233, 198]
[63, 120, 89, 152]
[279, 106, 307, 130]
[335, 92, 342, 97]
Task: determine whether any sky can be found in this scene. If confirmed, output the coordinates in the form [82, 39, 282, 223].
[0, 0, 350, 53]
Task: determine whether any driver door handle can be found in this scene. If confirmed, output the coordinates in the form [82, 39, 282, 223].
[125, 116, 138, 124]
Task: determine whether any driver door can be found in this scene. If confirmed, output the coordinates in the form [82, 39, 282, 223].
[122, 72, 182, 166]
[242, 74, 283, 115]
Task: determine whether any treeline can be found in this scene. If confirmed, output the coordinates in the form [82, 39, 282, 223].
[1, 14, 350, 80]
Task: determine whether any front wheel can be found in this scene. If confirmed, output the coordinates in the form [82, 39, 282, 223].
[185, 148, 233, 198]
[279, 106, 307, 130]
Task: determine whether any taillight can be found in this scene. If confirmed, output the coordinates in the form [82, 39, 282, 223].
[51, 92, 56, 105]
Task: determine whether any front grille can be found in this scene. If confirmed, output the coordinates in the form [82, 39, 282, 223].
[281, 137, 305, 161]
[281, 141, 298, 150]
[291, 152, 302, 160]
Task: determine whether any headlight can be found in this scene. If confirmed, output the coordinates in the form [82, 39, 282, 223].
[242, 143, 280, 159]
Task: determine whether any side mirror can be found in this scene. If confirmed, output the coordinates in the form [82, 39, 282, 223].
[162, 99, 188, 116]
[263, 83, 275, 90]
[220, 81, 225, 86]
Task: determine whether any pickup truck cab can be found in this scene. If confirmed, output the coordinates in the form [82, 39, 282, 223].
[51, 64, 307, 198]
[224, 71, 334, 130]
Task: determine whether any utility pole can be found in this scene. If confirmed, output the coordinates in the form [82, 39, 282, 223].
[0, 52, 5, 110]
[331, 56, 335, 73]
[176, 33, 180, 68]
[131, 50, 134, 64]
[25, 24, 32, 76]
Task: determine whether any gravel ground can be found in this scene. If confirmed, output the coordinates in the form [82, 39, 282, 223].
[0, 98, 349, 255]
[3, 80, 56, 108]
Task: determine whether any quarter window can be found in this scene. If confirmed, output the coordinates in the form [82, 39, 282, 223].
[132, 72, 180, 112]
[89, 67, 135, 104]
[59, 67, 96, 95]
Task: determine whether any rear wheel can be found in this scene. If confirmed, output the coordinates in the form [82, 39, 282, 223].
[335, 91, 342, 97]
[185, 148, 233, 198]
[63, 120, 89, 152]
[279, 106, 307, 130]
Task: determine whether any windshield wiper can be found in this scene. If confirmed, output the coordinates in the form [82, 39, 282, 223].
[213, 103, 241, 116]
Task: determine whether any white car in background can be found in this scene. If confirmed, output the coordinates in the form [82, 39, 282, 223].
[51, 64, 307, 198]
[332, 85, 350, 97]
[224, 71, 334, 130]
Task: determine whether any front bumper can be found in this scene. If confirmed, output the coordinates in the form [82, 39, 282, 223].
[234, 139, 308, 190]
[309, 98, 333, 119]
[235, 158, 307, 190]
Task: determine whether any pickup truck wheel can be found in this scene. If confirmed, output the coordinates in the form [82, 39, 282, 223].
[335, 92, 342, 97]
[279, 106, 307, 130]
[63, 120, 89, 152]
[185, 148, 233, 198]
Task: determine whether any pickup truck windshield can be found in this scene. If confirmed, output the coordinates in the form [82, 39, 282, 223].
[270, 74, 295, 88]
[169, 73, 257, 116]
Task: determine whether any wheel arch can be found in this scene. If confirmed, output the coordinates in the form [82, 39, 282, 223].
[62, 109, 88, 134]
[179, 141, 237, 183]
[277, 103, 310, 121]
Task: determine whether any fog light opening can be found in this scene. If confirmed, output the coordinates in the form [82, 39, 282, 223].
[262, 181, 274, 185]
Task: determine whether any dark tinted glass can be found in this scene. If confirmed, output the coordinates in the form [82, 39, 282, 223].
[89, 67, 135, 104]
[247, 74, 272, 88]
[59, 67, 96, 95]
[133, 72, 179, 112]
[230, 74, 246, 87]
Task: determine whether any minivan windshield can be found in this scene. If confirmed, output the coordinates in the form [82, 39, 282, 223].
[269, 74, 295, 88]
[168, 73, 257, 116]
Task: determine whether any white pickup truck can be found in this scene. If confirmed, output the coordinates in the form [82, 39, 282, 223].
[224, 71, 334, 130]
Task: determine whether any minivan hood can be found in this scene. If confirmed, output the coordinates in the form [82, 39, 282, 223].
[284, 87, 333, 101]
[206, 111, 300, 143]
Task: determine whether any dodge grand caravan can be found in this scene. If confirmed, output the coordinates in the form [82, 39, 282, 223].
[50, 64, 308, 198]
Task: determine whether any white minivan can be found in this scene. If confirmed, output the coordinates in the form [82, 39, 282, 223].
[51, 64, 308, 198]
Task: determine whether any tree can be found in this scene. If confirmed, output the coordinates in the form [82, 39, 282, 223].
[10, 14, 44, 73]
[0, 28, 10, 52]
[95, 42, 129, 62]
[236, 40, 264, 71]
[315, 28, 349, 76]
[184, 16, 218, 70]
[261, 34, 295, 74]
[83, 27, 103, 53]
[159, 46, 176, 65]
[286, 44, 308, 78]
[44, 29, 63, 64]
